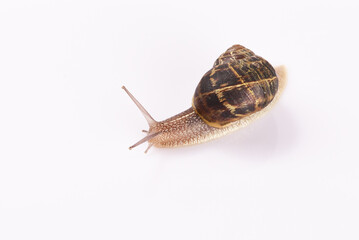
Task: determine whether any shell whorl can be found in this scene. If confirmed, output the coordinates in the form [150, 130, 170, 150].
[193, 45, 278, 128]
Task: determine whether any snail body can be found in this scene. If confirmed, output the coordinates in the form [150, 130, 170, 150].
[122, 44, 287, 153]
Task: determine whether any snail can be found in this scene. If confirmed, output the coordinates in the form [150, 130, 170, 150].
[122, 44, 287, 153]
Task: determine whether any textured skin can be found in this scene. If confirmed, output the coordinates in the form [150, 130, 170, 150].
[193, 45, 278, 128]
[147, 107, 259, 148]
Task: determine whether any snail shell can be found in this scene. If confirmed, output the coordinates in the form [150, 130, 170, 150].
[122, 44, 287, 153]
[193, 45, 278, 127]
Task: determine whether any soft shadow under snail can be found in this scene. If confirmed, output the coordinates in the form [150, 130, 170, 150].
[123, 44, 287, 153]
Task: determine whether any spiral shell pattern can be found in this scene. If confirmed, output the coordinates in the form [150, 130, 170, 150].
[193, 45, 278, 128]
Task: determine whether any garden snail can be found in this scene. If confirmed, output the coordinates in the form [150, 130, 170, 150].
[122, 44, 287, 153]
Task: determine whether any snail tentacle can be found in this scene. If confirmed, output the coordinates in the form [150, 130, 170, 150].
[122, 86, 156, 126]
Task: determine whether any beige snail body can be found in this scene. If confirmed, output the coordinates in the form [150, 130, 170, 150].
[122, 45, 287, 153]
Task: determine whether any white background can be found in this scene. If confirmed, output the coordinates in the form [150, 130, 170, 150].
[1, 0, 358, 239]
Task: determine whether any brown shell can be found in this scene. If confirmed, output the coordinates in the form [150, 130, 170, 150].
[192, 45, 278, 128]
